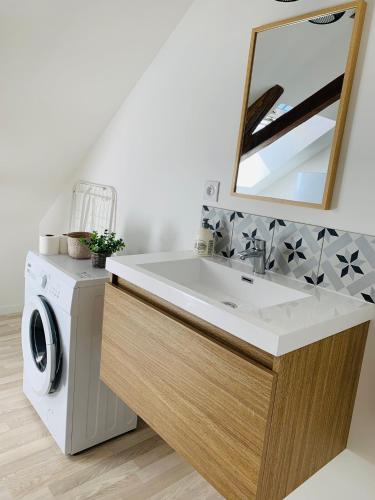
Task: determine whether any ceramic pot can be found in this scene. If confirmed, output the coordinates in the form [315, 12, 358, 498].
[67, 232, 91, 259]
[91, 252, 111, 268]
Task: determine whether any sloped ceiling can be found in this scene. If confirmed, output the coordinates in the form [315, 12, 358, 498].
[0, 0, 193, 211]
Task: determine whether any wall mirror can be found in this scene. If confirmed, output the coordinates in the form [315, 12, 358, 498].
[232, 1, 366, 209]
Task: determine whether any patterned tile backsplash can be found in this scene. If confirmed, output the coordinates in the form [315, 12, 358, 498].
[201, 205, 375, 304]
[200, 206, 233, 258]
[231, 212, 274, 263]
[270, 220, 324, 284]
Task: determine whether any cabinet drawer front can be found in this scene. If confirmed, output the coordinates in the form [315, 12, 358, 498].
[101, 283, 275, 499]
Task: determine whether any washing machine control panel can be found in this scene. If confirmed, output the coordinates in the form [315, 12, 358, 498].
[39, 275, 48, 289]
[26, 260, 70, 311]
[48, 282, 62, 300]
[25, 251, 107, 315]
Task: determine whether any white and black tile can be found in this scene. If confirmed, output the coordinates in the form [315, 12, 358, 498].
[270, 220, 324, 284]
[231, 212, 275, 265]
[201, 206, 234, 258]
[199, 207, 375, 304]
[318, 228, 375, 303]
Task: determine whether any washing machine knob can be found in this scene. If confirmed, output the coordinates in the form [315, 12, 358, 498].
[40, 275, 48, 288]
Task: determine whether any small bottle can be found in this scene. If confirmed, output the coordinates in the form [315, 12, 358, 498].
[194, 218, 214, 256]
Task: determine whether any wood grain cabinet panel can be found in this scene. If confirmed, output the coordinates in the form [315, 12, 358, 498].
[101, 280, 369, 499]
[101, 283, 275, 499]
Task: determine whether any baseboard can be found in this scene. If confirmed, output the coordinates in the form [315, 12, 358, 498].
[0, 304, 23, 316]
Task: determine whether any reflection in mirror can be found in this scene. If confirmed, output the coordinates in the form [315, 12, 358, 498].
[233, 2, 366, 208]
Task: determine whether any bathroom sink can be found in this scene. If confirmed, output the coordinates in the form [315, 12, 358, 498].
[139, 257, 308, 311]
[106, 251, 374, 355]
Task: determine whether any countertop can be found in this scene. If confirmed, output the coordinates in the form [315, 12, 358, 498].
[106, 251, 375, 356]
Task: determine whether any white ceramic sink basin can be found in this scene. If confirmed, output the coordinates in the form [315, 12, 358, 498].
[106, 251, 374, 355]
[140, 257, 308, 311]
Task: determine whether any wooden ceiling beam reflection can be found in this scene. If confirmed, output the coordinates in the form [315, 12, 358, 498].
[241, 73, 344, 157]
[243, 84, 284, 136]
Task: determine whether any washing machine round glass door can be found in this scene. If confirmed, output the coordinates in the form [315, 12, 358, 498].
[22, 295, 61, 396]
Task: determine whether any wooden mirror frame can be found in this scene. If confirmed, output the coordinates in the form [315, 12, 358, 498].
[231, 1, 367, 210]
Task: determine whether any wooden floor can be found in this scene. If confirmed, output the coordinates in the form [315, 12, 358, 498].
[0, 315, 222, 500]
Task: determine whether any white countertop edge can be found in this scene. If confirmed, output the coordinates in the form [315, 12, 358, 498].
[276, 308, 374, 356]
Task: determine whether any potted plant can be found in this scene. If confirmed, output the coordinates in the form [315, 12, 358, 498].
[81, 230, 125, 268]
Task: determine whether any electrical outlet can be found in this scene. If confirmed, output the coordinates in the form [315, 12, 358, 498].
[203, 180, 220, 202]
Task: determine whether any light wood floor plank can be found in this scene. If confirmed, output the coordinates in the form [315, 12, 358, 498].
[120, 462, 199, 500]
[0, 315, 222, 499]
[49, 435, 163, 497]
[150, 470, 222, 500]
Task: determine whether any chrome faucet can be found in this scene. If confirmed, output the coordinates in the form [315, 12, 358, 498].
[238, 237, 267, 275]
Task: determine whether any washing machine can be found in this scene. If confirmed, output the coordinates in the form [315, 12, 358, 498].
[22, 251, 137, 454]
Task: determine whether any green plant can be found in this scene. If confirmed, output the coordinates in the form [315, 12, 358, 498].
[80, 230, 125, 255]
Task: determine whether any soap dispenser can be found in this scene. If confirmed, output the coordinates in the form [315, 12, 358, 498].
[194, 218, 214, 256]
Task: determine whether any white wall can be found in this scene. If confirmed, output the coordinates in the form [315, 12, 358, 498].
[0, 0, 193, 313]
[42, 0, 375, 468]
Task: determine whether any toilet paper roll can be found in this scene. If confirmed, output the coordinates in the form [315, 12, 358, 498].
[59, 234, 68, 254]
[39, 234, 60, 256]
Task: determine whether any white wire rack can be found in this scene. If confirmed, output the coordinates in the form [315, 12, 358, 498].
[69, 181, 117, 234]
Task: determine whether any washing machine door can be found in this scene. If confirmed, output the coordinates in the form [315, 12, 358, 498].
[22, 295, 61, 396]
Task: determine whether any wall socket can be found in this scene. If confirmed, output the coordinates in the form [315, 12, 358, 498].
[203, 180, 220, 202]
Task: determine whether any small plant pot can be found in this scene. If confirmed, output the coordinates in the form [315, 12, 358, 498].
[91, 252, 111, 269]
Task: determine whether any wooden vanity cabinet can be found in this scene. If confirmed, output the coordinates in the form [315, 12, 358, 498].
[100, 277, 368, 500]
